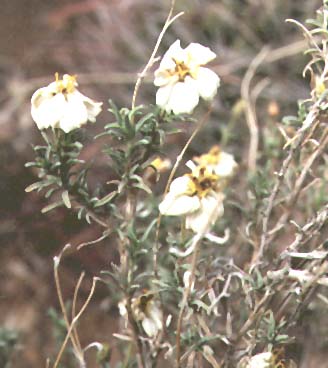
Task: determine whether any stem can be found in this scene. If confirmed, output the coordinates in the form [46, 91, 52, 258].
[176, 236, 201, 367]
[131, 0, 182, 110]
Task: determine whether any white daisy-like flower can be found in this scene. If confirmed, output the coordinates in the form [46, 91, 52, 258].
[159, 165, 224, 234]
[246, 352, 274, 368]
[192, 145, 237, 178]
[154, 40, 220, 115]
[132, 294, 162, 338]
[31, 73, 102, 133]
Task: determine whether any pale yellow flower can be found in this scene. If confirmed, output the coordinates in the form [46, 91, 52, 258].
[159, 165, 224, 234]
[150, 157, 172, 172]
[131, 294, 162, 337]
[246, 352, 275, 368]
[154, 40, 220, 114]
[31, 73, 102, 133]
[192, 145, 237, 178]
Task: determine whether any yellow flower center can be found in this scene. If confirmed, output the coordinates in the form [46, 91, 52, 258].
[173, 60, 191, 81]
[132, 293, 156, 321]
[151, 157, 171, 172]
[171, 55, 199, 82]
[195, 145, 222, 166]
[186, 166, 219, 198]
[55, 73, 77, 95]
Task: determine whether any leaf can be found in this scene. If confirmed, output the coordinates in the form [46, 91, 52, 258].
[191, 300, 211, 314]
[135, 112, 155, 132]
[140, 218, 158, 242]
[132, 181, 152, 194]
[61, 190, 71, 209]
[275, 334, 290, 343]
[94, 191, 118, 207]
[25, 182, 43, 192]
[41, 201, 63, 213]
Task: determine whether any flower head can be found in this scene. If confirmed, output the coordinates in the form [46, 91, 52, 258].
[154, 40, 220, 115]
[131, 293, 162, 337]
[246, 352, 275, 368]
[150, 157, 172, 172]
[31, 73, 102, 133]
[159, 164, 224, 234]
[193, 146, 238, 178]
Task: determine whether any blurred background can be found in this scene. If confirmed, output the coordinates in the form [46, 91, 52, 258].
[0, 0, 324, 367]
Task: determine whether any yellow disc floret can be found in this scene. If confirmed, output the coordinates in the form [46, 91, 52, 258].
[171, 54, 199, 82]
[194, 145, 222, 166]
[55, 73, 77, 95]
[186, 166, 220, 198]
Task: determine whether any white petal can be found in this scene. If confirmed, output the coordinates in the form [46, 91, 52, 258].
[159, 193, 200, 216]
[185, 43, 216, 65]
[248, 352, 273, 368]
[214, 152, 237, 177]
[186, 193, 224, 233]
[156, 84, 174, 112]
[154, 70, 179, 87]
[76, 91, 102, 122]
[31, 91, 66, 130]
[159, 40, 184, 70]
[148, 306, 162, 331]
[31, 86, 53, 109]
[166, 78, 200, 114]
[185, 160, 197, 171]
[59, 93, 89, 133]
[196, 67, 220, 101]
[169, 176, 192, 195]
[142, 318, 157, 337]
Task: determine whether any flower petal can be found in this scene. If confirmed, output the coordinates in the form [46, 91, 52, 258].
[59, 93, 88, 133]
[248, 352, 273, 368]
[148, 305, 163, 331]
[156, 83, 174, 112]
[186, 192, 224, 233]
[31, 91, 66, 130]
[185, 160, 197, 171]
[196, 67, 220, 101]
[169, 176, 191, 195]
[154, 70, 179, 87]
[159, 192, 200, 216]
[214, 152, 237, 177]
[185, 43, 216, 65]
[166, 77, 200, 114]
[142, 318, 158, 337]
[76, 91, 103, 122]
[159, 39, 184, 70]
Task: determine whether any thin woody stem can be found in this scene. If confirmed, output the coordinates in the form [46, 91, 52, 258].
[53, 247, 84, 365]
[131, 0, 183, 110]
[176, 236, 201, 368]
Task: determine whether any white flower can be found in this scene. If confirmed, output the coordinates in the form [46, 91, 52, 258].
[132, 294, 162, 337]
[192, 145, 238, 178]
[246, 352, 274, 368]
[159, 165, 224, 234]
[31, 73, 102, 133]
[154, 40, 220, 115]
